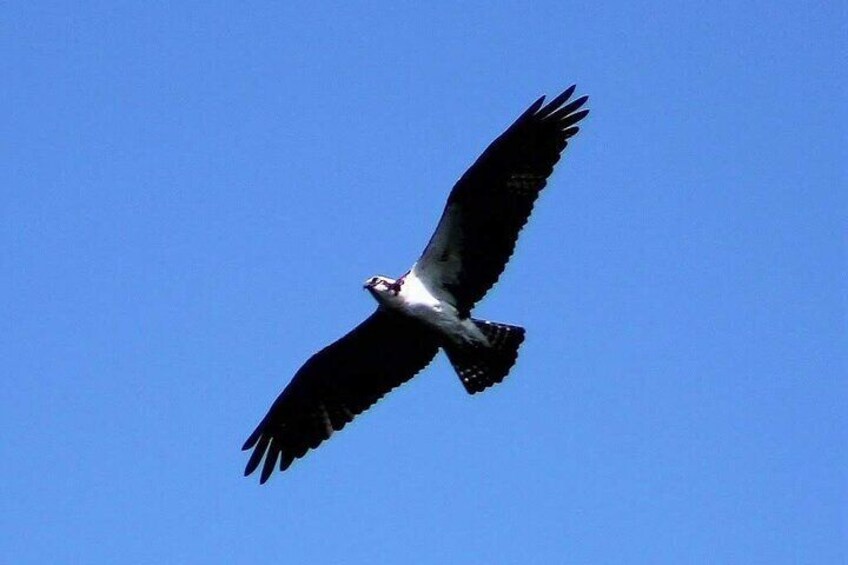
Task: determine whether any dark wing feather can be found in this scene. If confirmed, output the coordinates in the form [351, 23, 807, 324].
[242, 309, 439, 483]
[413, 86, 589, 313]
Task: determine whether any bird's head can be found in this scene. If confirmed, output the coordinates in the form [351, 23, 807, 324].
[363, 275, 402, 303]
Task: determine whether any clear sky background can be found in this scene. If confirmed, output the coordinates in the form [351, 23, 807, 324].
[2, 3, 845, 563]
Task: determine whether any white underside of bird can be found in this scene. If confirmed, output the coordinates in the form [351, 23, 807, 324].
[363, 271, 488, 347]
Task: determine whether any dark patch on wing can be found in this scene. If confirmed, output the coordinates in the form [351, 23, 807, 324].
[415, 86, 589, 312]
[242, 309, 440, 483]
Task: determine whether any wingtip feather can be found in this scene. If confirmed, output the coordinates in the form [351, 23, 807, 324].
[562, 126, 580, 138]
[520, 95, 546, 119]
[242, 428, 261, 451]
[244, 453, 262, 477]
[243, 434, 269, 477]
[559, 109, 590, 129]
[260, 443, 279, 484]
[539, 85, 577, 117]
[546, 95, 589, 124]
[281, 451, 295, 472]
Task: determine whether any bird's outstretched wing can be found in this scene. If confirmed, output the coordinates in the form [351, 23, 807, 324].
[242, 309, 439, 483]
[412, 86, 589, 314]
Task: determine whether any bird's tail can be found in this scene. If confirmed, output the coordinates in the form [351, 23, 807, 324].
[444, 319, 526, 394]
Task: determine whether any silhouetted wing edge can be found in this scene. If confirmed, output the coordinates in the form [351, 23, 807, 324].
[413, 86, 589, 310]
[242, 309, 440, 483]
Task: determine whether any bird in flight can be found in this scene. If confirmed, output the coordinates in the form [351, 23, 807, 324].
[243, 86, 589, 483]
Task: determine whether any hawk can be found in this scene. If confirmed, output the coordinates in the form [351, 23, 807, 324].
[243, 86, 589, 483]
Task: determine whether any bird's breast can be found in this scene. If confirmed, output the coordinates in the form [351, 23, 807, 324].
[396, 272, 441, 309]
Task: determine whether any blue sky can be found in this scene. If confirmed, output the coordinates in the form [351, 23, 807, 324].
[2, 2, 844, 563]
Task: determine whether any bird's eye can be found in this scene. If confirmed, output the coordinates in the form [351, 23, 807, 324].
[370, 277, 378, 284]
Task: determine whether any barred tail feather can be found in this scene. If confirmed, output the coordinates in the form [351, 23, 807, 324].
[444, 320, 526, 394]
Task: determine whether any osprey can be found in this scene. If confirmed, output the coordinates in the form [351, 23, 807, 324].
[243, 86, 589, 483]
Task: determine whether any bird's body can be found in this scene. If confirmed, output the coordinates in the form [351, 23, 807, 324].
[243, 86, 589, 483]
[365, 272, 487, 347]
